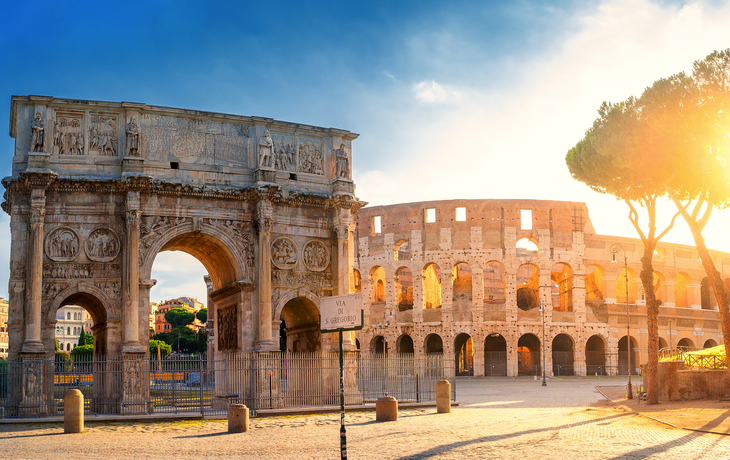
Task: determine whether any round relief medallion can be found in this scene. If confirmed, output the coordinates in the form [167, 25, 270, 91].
[302, 240, 329, 272]
[44, 227, 80, 262]
[85, 227, 121, 262]
[271, 237, 298, 269]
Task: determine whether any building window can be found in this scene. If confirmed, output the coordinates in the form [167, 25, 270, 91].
[67, 312, 71, 320]
[520, 210, 532, 230]
[67, 327, 71, 335]
[373, 216, 382, 235]
[455, 207, 466, 221]
[425, 208, 436, 223]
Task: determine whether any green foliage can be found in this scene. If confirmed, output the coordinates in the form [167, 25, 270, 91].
[55, 338, 60, 351]
[164, 308, 195, 329]
[197, 329, 207, 353]
[153, 326, 199, 353]
[150, 340, 172, 358]
[54, 351, 73, 372]
[77, 329, 93, 347]
[196, 308, 207, 324]
[71, 344, 94, 359]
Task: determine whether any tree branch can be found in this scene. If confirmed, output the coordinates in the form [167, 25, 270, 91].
[625, 199, 648, 243]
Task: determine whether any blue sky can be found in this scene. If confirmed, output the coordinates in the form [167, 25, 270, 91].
[1, 0, 730, 304]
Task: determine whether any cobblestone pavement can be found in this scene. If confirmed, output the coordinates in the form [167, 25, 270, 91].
[1, 378, 729, 459]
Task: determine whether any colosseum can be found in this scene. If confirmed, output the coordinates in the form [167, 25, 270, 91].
[353, 199, 726, 377]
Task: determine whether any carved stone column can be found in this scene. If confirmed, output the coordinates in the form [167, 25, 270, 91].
[335, 215, 357, 350]
[22, 188, 47, 353]
[255, 200, 276, 351]
[122, 192, 144, 353]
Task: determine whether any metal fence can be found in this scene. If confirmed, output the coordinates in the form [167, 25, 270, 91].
[658, 347, 728, 370]
[0, 352, 455, 419]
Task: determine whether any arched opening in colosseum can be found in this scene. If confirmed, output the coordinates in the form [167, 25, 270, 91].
[674, 273, 691, 308]
[452, 262, 473, 312]
[483, 261, 505, 303]
[516, 264, 539, 311]
[397, 334, 414, 353]
[676, 338, 695, 350]
[658, 337, 668, 350]
[585, 335, 606, 375]
[394, 240, 411, 261]
[484, 333, 507, 376]
[370, 266, 386, 304]
[616, 268, 637, 304]
[280, 297, 321, 352]
[584, 265, 605, 301]
[701, 277, 717, 310]
[454, 333, 474, 376]
[703, 339, 718, 348]
[395, 267, 414, 312]
[353, 269, 362, 293]
[372, 335, 387, 354]
[618, 336, 639, 375]
[652, 271, 666, 303]
[516, 237, 538, 257]
[517, 334, 541, 375]
[550, 263, 573, 312]
[422, 263, 442, 309]
[425, 334, 443, 354]
[551, 334, 574, 376]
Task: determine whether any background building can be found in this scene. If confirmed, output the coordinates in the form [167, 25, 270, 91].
[154, 297, 205, 334]
[54, 305, 90, 353]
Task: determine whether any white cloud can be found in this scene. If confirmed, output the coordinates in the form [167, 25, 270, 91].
[412, 80, 460, 103]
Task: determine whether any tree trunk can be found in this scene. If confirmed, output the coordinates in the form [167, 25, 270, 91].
[687, 230, 730, 381]
[640, 245, 660, 405]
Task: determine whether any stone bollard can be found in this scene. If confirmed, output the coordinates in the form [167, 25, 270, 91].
[436, 379, 451, 413]
[228, 404, 249, 433]
[376, 395, 398, 421]
[64, 389, 84, 433]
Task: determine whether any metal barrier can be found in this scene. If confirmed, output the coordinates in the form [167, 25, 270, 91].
[0, 352, 455, 419]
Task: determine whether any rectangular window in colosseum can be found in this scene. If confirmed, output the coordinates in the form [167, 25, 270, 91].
[520, 210, 532, 230]
[373, 216, 382, 235]
[455, 207, 466, 221]
[425, 208, 436, 223]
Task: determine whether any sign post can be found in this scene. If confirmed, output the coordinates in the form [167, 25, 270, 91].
[320, 293, 363, 460]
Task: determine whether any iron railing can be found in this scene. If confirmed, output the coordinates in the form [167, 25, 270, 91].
[0, 352, 455, 419]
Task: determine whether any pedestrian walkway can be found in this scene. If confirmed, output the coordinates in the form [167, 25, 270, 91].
[1, 377, 728, 459]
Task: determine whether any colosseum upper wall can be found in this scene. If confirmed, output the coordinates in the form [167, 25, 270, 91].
[353, 199, 727, 377]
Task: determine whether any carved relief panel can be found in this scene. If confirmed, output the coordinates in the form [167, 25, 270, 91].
[271, 237, 298, 269]
[88, 113, 118, 156]
[217, 306, 238, 351]
[53, 111, 85, 155]
[302, 240, 330, 272]
[45, 227, 80, 262]
[85, 227, 121, 262]
[297, 135, 324, 175]
[272, 133, 296, 172]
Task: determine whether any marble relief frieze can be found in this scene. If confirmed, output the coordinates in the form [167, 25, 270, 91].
[88, 113, 118, 156]
[53, 111, 85, 155]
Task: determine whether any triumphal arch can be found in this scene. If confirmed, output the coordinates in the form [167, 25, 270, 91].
[4, 95, 362, 414]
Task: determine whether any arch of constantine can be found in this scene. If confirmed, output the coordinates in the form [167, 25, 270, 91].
[354, 200, 727, 377]
[4, 95, 361, 414]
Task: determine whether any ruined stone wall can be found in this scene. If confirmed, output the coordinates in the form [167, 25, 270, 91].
[354, 200, 727, 377]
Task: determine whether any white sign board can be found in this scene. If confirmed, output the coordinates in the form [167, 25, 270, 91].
[320, 293, 363, 331]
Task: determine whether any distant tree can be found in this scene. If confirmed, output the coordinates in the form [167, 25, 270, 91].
[71, 344, 94, 359]
[54, 350, 72, 372]
[149, 340, 172, 359]
[164, 308, 195, 329]
[196, 308, 207, 324]
[54, 338, 60, 351]
[197, 329, 207, 353]
[566, 85, 683, 405]
[77, 329, 93, 347]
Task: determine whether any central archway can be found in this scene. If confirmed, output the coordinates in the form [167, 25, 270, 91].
[280, 297, 321, 352]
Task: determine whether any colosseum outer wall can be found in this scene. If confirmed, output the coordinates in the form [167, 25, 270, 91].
[353, 199, 727, 377]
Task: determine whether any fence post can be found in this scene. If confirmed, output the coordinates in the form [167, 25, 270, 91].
[200, 354, 204, 417]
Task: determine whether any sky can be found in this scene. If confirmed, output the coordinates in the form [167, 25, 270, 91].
[1, 0, 730, 305]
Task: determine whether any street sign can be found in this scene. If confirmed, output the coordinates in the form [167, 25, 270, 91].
[320, 293, 363, 331]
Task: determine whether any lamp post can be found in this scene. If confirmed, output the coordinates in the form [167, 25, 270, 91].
[610, 243, 633, 399]
[539, 295, 547, 386]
